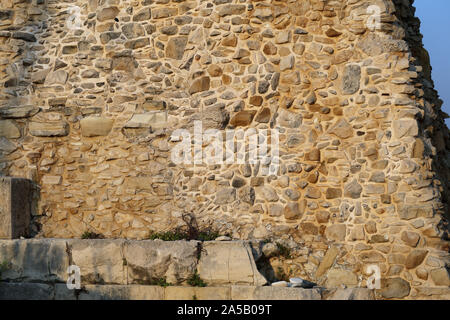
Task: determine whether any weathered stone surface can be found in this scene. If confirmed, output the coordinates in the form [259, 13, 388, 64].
[69, 239, 125, 285]
[166, 36, 187, 60]
[316, 246, 339, 278]
[0, 0, 448, 300]
[324, 288, 375, 300]
[198, 241, 267, 286]
[0, 178, 32, 239]
[326, 269, 358, 288]
[80, 117, 114, 137]
[344, 180, 362, 199]
[430, 268, 450, 286]
[124, 112, 167, 129]
[405, 249, 428, 269]
[29, 121, 69, 137]
[78, 285, 164, 300]
[97, 7, 120, 22]
[329, 119, 353, 139]
[342, 64, 361, 94]
[165, 286, 230, 300]
[0, 120, 20, 138]
[0, 239, 68, 281]
[123, 240, 198, 285]
[325, 224, 347, 242]
[189, 76, 210, 95]
[215, 188, 236, 205]
[0, 105, 39, 118]
[45, 70, 68, 85]
[380, 278, 411, 299]
[0, 283, 53, 300]
[230, 286, 321, 300]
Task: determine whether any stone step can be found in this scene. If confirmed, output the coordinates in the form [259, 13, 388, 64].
[0, 283, 377, 300]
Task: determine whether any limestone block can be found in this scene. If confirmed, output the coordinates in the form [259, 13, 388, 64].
[324, 288, 375, 300]
[0, 283, 54, 300]
[380, 277, 410, 299]
[326, 269, 358, 287]
[430, 268, 450, 286]
[198, 241, 267, 286]
[166, 36, 188, 60]
[45, 70, 68, 85]
[0, 120, 20, 139]
[78, 285, 164, 300]
[80, 117, 114, 137]
[29, 121, 69, 137]
[0, 239, 68, 282]
[0, 105, 40, 118]
[124, 112, 168, 129]
[230, 286, 321, 300]
[392, 119, 418, 139]
[69, 239, 126, 285]
[0, 177, 32, 239]
[123, 240, 199, 285]
[342, 64, 361, 94]
[165, 286, 230, 300]
[54, 284, 77, 300]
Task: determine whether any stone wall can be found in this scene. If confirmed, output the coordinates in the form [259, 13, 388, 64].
[0, 0, 449, 298]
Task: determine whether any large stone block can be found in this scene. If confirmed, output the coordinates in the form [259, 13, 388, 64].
[123, 240, 199, 285]
[0, 283, 54, 300]
[124, 112, 168, 130]
[230, 286, 321, 300]
[80, 117, 114, 137]
[0, 239, 69, 282]
[198, 241, 267, 286]
[165, 286, 231, 300]
[78, 285, 164, 300]
[68, 239, 126, 285]
[324, 288, 376, 300]
[29, 121, 69, 137]
[0, 177, 32, 239]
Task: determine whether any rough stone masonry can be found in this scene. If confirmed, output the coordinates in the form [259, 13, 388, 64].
[0, 0, 449, 299]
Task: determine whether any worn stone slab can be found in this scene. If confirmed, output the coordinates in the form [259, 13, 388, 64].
[54, 284, 77, 300]
[165, 286, 231, 300]
[123, 240, 199, 285]
[68, 239, 126, 285]
[198, 241, 267, 286]
[230, 286, 321, 300]
[323, 288, 376, 300]
[0, 177, 32, 239]
[0, 239, 68, 282]
[78, 285, 164, 300]
[0, 283, 54, 300]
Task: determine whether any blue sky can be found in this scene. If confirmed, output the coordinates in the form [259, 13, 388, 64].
[414, 0, 450, 127]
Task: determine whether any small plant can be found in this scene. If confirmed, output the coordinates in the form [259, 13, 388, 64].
[81, 231, 104, 239]
[150, 277, 172, 287]
[276, 243, 292, 259]
[188, 271, 207, 287]
[147, 231, 188, 241]
[192, 295, 198, 300]
[197, 231, 221, 242]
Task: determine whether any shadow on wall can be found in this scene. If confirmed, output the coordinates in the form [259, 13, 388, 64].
[0, 0, 49, 236]
[0, 0, 49, 178]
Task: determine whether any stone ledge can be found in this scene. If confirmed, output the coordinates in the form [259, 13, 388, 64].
[0, 239, 266, 286]
[0, 283, 325, 300]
